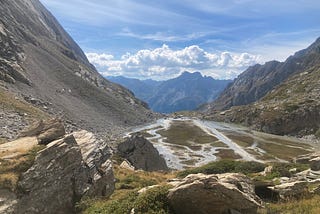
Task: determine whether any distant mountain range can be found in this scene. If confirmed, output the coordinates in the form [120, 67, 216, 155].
[108, 72, 232, 113]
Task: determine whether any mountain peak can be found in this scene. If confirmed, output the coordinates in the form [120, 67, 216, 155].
[180, 71, 202, 78]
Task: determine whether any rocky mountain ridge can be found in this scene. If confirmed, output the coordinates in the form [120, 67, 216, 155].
[206, 37, 320, 111]
[0, 0, 153, 139]
[204, 37, 320, 137]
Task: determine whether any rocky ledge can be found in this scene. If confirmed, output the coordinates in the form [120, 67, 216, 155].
[1, 119, 115, 214]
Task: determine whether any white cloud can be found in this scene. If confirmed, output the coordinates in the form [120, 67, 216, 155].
[86, 45, 262, 80]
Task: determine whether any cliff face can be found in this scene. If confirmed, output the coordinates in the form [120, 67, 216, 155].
[207, 37, 320, 111]
[0, 0, 153, 136]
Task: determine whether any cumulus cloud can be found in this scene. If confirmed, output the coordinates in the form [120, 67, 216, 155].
[86, 45, 262, 80]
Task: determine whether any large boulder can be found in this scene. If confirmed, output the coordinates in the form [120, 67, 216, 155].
[19, 118, 65, 144]
[117, 135, 168, 171]
[167, 173, 262, 214]
[268, 181, 308, 200]
[15, 131, 114, 214]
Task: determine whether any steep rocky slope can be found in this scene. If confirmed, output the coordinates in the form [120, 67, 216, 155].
[109, 72, 231, 113]
[205, 64, 320, 136]
[0, 0, 153, 138]
[204, 38, 320, 136]
[206, 37, 320, 111]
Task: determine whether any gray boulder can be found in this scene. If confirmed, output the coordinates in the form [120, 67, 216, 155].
[19, 118, 65, 144]
[16, 131, 114, 214]
[268, 181, 308, 200]
[168, 173, 262, 214]
[117, 135, 168, 171]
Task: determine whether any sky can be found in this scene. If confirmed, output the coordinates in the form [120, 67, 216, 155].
[40, 0, 320, 80]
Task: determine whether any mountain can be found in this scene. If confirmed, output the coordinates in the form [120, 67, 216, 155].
[0, 0, 153, 138]
[206, 37, 320, 111]
[204, 37, 320, 136]
[108, 76, 161, 101]
[108, 72, 231, 113]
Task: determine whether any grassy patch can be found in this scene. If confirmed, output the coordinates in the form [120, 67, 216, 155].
[258, 142, 310, 161]
[259, 195, 320, 214]
[0, 145, 44, 191]
[215, 149, 242, 160]
[82, 185, 173, 214]
[226, 134, 255, 147]
[177, 159, 265, 178]
[80, 163, 176, 214]
[114, 165, 174, 190]
[157, 121, 218, 149]
[211, 141, 228, 148]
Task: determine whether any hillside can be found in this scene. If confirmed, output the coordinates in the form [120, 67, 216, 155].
[204, 38, 320, 136]
[206, 37, 320, 111]
[109, 72, 231, 113]
[0, 0, 153, 138]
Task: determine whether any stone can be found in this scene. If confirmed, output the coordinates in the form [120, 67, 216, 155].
[167, 173, 262, 214]
[117, 135, 168, 171]
[120, 160, 135, 171]
[15, 132, 115, 214]
[268, 181, 308, 200]
[19, 118, 65, 144]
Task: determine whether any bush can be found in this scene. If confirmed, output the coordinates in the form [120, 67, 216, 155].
[134, 185, 173, 214]
[83, 186, 173, 214]
[177, 160, 265, 178]
[265, 162, 309, 179]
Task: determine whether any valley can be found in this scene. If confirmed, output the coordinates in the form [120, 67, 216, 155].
[127, 117, 314, 169]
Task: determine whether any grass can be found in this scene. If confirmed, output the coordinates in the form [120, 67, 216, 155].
[82, 185, 173, 214]
[177, 159, 266, 178]
[157, 120, 218, 149]
[80, 163, 176, 214]
[215, 149, 242, 160]
[0, 145, 45, 191]
[211, 141, 228, 148]
[258, 141, 310, 161]
[259, 195, 320, 214]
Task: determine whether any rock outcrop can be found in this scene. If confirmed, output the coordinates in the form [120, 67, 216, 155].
[20, 118, 65, 144]
[117, 135, 168, 171]
[204, 38, 320, 137]
[15, 131, 114, 214]
[268, 181, 308, 200]
[167, 173, 262, 214]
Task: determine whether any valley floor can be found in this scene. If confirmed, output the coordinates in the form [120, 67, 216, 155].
[127, 117, 316, 169]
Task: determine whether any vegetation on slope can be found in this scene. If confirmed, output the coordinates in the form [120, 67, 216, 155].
[81, 159, 316, 214]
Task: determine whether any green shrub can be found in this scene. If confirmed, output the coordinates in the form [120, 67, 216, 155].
[134, 185, 173, 214]
[265, 162, 309, 179]
[83, 186, 173, 214]
[177, 160, 265, 178]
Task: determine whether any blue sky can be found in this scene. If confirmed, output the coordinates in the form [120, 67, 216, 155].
[40, 0, 320, 80]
